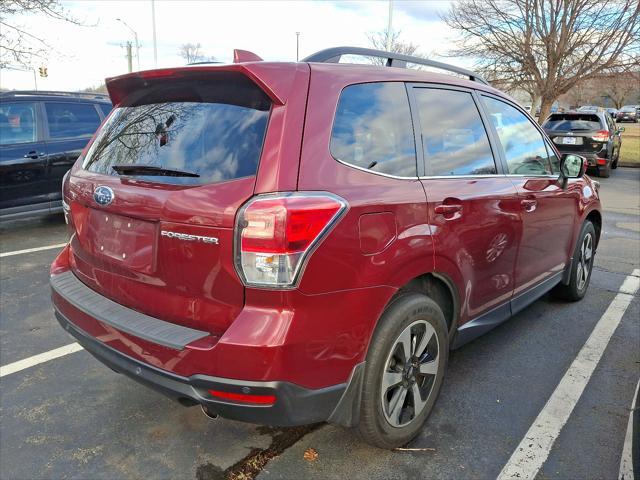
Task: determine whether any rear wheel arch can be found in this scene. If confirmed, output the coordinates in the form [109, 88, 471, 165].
[585, 209, 602, 249]
[387, 273, 458, 337]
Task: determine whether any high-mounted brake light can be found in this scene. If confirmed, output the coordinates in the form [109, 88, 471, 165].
[591, 130, 610, 142]
[235, 192, 347, 288]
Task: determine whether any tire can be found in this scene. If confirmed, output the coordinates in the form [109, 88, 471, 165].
[355, 293, 448, 449]
[598, 163, 611, 178]
[553, 220, 596, 301]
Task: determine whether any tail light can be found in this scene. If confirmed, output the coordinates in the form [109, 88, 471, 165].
[591, 130, 610, 142]
[235, 192, 347, 288]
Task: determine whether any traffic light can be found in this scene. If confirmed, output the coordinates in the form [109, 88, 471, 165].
[38, 66, 48, 78]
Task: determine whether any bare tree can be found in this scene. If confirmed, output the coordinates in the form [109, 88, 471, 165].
[597, 72, 640, 108]
[179, 43, 205, 64]
[367, 29, 420, 65]
[0, 0, 82, 68]
[442, 0, 640, 123]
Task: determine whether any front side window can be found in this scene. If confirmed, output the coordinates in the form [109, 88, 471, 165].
[413, 88, 496, 176]
[330, 82, 417, 177]
[482, 96, 552, 175]
[45, 102, 101, 139]
[545, 140, 561, 174]
[0, 101, 37, 145]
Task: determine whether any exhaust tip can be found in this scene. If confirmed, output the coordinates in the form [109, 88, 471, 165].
[200, 404, 219, 420]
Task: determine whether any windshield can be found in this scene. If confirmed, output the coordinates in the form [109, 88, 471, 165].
[543, 114, 602, 131]
[83, 79, 270, 185]
[620, 106, 636, 112]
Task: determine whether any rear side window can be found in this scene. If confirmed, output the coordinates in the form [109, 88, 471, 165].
[413, 88, 496, 176]
[82, 77, 270, 185]
[482, 96, 552, 175]
[330, 82, 417, 177]
[45, 102, 101, 139]
[0, 101, 37, 145]
[542, 114, 602, 131]
[98, 103, 113, 118]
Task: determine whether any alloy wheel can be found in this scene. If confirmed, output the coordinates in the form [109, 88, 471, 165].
[576, 232, 593, 291]
[380, 320, 440, 428]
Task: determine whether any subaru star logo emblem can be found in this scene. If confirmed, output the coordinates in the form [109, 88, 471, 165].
[94, 186, 114, 206]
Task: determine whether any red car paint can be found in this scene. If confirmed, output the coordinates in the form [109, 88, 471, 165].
[51, 56, 602, 423]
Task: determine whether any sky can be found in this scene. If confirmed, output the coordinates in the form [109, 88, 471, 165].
[0, 0, 466, 91]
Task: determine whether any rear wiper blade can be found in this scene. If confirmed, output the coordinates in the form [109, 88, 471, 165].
[112, 164, 200, 177]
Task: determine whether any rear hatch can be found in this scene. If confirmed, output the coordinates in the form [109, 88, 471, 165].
[65, 69, 273, 335]
[542, 113, 607, 153]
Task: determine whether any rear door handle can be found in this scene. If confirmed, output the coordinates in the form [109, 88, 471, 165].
[521, 199, 537, 212]
[435, 204, 463, 215]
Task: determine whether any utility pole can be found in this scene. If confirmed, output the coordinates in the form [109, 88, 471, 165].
[296, 32, 300, 61]
[126, 42, 133, 72]
[386, 0, 394, 51]
[33, 68, 38, 90]
[151, 0, 158, 66]
[117, 18, 140, 70]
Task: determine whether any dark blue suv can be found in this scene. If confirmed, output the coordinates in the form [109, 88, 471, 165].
[0, 91, 111, 220]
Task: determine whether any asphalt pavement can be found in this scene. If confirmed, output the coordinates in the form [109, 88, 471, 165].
[1, 168, 638, 480]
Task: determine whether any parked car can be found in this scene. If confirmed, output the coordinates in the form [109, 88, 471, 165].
[616, 105, 638, 123]
[50, 47, 602, 449]
[605, 107, 618, 119]
[542, 111, 623, 178]
[0, 91, 112, 220]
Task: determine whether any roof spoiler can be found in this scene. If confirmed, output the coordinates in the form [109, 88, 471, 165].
[104, 62, 308, 106]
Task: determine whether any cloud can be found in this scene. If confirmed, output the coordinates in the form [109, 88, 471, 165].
[0, 0, 465, 91]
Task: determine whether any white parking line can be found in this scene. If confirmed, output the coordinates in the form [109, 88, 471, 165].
[0, 243, 68, 258]
[0, 343, 84, 378]
[619, 380, 639, 480]
[498, 269, 640, 480]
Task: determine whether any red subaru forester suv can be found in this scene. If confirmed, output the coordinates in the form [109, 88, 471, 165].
[51, 47, 602, 448]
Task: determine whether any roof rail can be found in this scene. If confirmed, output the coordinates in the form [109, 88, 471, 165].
[301, 47, 489, 85]
[0, 90, 110, 100]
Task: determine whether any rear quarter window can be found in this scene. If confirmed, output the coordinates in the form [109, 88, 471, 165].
[330, 82, 417, 177]
[98, 103, 113, 118]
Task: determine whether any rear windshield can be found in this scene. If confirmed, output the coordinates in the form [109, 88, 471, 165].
[83, 76, 270, 185]
[542, 114, 602, 131]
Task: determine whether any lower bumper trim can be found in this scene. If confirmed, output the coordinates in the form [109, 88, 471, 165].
[55, 310, 347, 427]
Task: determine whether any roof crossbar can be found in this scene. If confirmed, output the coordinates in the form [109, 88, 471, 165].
[301, 47, 489, 85]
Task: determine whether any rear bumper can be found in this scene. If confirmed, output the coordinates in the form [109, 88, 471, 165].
[55, 309, 348, 426]
[556, 150, 610, 167]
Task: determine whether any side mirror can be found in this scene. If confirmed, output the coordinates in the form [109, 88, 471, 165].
[560, 154, 585, 179]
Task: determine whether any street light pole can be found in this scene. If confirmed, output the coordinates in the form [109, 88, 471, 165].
[117, 18, 140, 70]
[151, 0, 158, 66]
[386, 0, 394, 51]
[296, 32, 300, 61]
